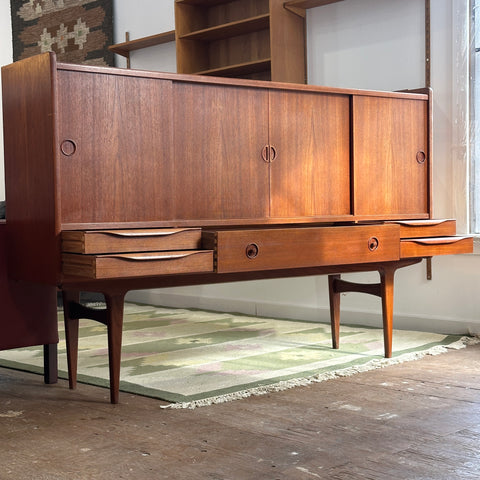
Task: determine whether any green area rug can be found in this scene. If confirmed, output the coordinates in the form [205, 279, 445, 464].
[0, 302, 474, 408]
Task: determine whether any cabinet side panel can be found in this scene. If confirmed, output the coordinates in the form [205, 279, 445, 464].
[57, 71, 174, 225]
[173, 82, 270, 221]
[353, 96, 429, 218]
[2, 53, 59, 284]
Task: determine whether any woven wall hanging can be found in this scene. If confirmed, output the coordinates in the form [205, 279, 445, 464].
[10, 0, 114, 66]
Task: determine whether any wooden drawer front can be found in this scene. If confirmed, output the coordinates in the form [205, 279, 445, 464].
[401, 236, 473, 258]
[387, 219, 456, 239]
[204, 225, 400, 273]
[62, 228, 202, 254]
[62, 250, 214, 279]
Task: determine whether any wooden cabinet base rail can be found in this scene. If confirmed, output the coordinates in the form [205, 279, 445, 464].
[62, 258, 421, 405]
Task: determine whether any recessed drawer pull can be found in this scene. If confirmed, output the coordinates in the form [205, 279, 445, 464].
[104, 229, 197, 238]
[367, 237, 379, 251]
[407, 236, 469, 246]
[105, 252, 203, 261]
[391, 219, 453, 227]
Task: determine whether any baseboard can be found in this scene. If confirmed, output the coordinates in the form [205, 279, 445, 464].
[126, 290, 478, 336]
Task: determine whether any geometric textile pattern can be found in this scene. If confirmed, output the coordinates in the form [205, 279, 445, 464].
[0, 303, 472, 407]
[10, 0, 114, 66]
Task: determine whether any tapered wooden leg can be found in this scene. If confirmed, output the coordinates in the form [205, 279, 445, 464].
[379, 266, 396, 359]
[326, 267, 400, 358]
[328, 274, 341, 349]
[60, 289, 127, 403]
[62, 290, 80, 390]
[105, 292, 126, 405]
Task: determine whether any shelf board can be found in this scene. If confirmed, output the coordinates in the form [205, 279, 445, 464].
[284, 0, 344, 11]
[195, 58, 271, 77]
[179, 14, 270, 42]
[109, 31, 176, 58]
[176, 0, 234, 5]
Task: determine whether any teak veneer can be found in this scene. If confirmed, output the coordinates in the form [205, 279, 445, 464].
[1, 52, 472, 403]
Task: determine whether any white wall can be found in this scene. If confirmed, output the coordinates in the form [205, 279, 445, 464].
[0, 1, 12, 201]
[1, 0, 478, 334]
[112, 0, 176, 72]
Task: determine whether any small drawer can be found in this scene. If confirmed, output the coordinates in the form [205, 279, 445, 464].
[386, 219, 456, 239]
[203, 225, 400, 273]
[62, 250, 214, 279]
[401, 236, 473, 258]
[62, 228, 202, 254]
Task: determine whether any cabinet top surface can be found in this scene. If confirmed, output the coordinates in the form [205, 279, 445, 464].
[28, 55, 428, 100]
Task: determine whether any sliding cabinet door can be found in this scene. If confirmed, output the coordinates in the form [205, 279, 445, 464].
[268, 90, 351, 219]
[173, 82, 270, 222]
[57, 70, 175, 226]
[353, 95, 429, 219]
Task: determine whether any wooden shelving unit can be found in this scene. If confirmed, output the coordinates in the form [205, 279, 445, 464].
[107, 1, 339, 81]
[108, 0, 429, 87]
[175, 0, 306, 83]
[178, 14, 270, 42]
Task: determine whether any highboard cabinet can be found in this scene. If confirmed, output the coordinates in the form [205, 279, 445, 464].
[2, 53, 472, 403]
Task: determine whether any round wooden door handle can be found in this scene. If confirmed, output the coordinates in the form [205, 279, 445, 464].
[416, 150, 426, 164]
[60, 139, 77, 156]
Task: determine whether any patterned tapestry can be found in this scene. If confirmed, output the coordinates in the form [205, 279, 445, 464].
[10, 0, 114, 66]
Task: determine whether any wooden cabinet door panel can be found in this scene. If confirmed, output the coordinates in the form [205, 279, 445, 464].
[269, 91, 351, 218]
[57, 70, 174, 226]
[173, 82, 270, 221]
[353, 96, 429, 218]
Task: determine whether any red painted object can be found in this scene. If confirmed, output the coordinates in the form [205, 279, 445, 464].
[0, 221, 58, 382]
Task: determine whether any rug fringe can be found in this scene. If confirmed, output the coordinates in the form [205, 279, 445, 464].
[161, 335, 479, 409]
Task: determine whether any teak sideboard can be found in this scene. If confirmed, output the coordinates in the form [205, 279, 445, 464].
[1, 52, 473, 403]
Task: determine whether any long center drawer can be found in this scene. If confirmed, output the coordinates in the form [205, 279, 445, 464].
[202, 225, 401, 273]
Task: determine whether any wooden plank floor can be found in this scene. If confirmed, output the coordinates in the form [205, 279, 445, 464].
[0, 343, 479, 479]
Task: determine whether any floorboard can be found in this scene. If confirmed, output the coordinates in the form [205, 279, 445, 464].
[0, 344, 479, 479]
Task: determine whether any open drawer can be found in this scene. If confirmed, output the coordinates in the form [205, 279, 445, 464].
[62, 250, 213, 279]
[61, 228, 213, 279]
[386, 219, 457, 238]
[203, 225, 400, 273]
[62, 228, 203, 254]
[401, 236, 473, 258]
